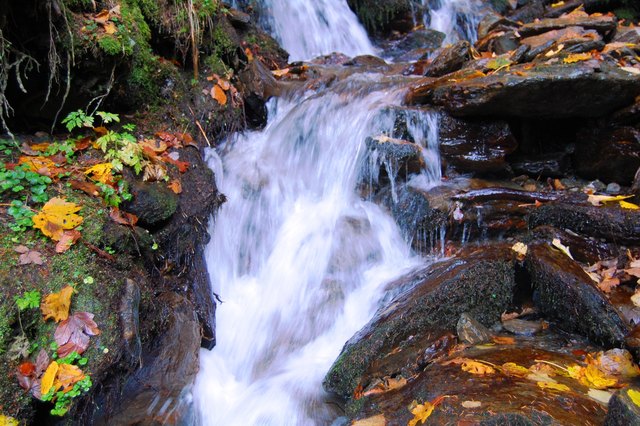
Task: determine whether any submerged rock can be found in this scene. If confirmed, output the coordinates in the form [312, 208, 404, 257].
[457, 312, 493, 344]
[605, 388, 640, 425]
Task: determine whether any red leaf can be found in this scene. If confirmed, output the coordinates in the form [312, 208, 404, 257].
[161, 153, 189, 173]
[69, 179, 100, 196]
[18, 362, 36, 376]
[55, 230, 82, 253]
[54, 312, 101, 357]
[109, 207, 138, 226]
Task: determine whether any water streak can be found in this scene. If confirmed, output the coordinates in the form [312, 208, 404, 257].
[424, 0, 482, 44]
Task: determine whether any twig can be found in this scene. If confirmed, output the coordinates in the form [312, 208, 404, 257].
[82, 240, 116, 262]
[188, 106, 211, 147]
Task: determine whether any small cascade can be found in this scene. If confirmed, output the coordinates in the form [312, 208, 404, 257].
[423, 0, 483, 44]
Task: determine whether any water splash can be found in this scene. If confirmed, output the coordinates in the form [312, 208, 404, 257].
[423, 0, 482, 44]
[195, 79, 422, 425]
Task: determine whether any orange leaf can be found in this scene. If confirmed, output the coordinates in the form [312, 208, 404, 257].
[32, 197, 83, 241]
[40, 361, 59, 395]
[140, 138, 168, 153]
[168, 179, 182, 194]
[55, 230, 81, 253]
[18, 362, 36, 377]
[109, 207, 138, 226]
[93, 10, 110, 24]
[69, 179, 100, 197]
[211, 85, 228, 105]
[54, 363, 85, 393]
[217, 79, 231, 91]
[93, 126, 108, 136]
[18, 156, 62, 178]
[492, 336, 516, 345]
[162, 153, 190, 173]
[31, 142, 50, 152]
[103, 22, 117, 35]
[41, 286, 74, 322]
[461, 360, 495, 375]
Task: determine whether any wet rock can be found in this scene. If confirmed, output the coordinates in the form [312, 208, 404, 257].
[529, 199, 640, 244]
[423, 41, 472, 78]
[97, 292, 200, 425]
[518, 11, 617, 39]
[346, 0, 415, 35]
[526, 243, 630, 347]
[238, 60, 280, 129]
[477, 13, 520, 40]
[227, 7, 251, 28]
[408, 61, 640, 118]
[120, 278, 142, 364]
[502, 318, 544, 336]
[457, 313, 493, 344]
[607, 182, 622, 194]
[438, 114, 518, 173]
[323, 245, 516, 399]
[605, 388, 640, 425]
[361, 135, 425, 187]
[531, 225, 617, 265]
[510, 151, 570, 178]
[475, 30, 520, 55]
[384, 29, 445, 62]
[122, 179, 179, 228]
[348, 339, 607, 425]
[520, 26, 603, 52]
[614, 26, 640, 44]
[344, 55, 388, 68]
[574, 126, 640, 185]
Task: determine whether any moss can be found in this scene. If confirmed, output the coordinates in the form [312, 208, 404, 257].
[203, 53, 230, 76]
[97, 36, 125, 56]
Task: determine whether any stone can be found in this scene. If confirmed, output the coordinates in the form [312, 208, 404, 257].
[525, 243, 631, 347]
[530, 225, 616, 265]
[502, 318, 544, 336]
[423, 41, 472, 77]
[606, 182, 622, 194]
[361, 135, 425, 188]
[529, 196, 640, 244]
[518, 11, 617, 39]
[574, 126, 640, 185]
[407, 61, 640, 119]
[323, 245, 516, 399]
[510, 152, 570, 178]
[605, 388, 640, 425]
[122, 177, 179, 228]
[457, 313, 493, 344]
[95, 292, 201, 425]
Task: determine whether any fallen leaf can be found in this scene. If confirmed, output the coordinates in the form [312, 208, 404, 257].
[593, 349, 640, 378]
[628, 388, 640, 407]
[501, 362, 530, 377]
[620, 200, 640, 210]
[511, 242, 528, 259]
[18, 362, 36, 377]
[54, 363, 85, 393]
[551, 238, 573, 260]
[40, 361, 59, 395]
[598, 276, 620, 293]
[588, 388, 613, 404]
[461, 400, 482, 408]
[563, 53, 592, 63]
[211, 85, 228, 105]
[162, 153, 190, 172]
[363, 377, 407, 397]
[621, 66, 640, 75]
[93, 9, 110, 24]
[486, 56, 512, 70]
[33, 198, 83, 241]
[140, 138, 168, 153]
[272, 68, 290, 77]
[102, 21, 117, 35]
[461, 360, 495, 375]
[408, 401, 435, 426]
[15, 246, 44, 265]
[587, 194, 633, 206]
[217, 79, 231, 91]
[351, 414, 386, 426]
[84, 163, 114, 185]
[41, 286, 74, 322]
[69, 179, 100, 196]
[18, 156, 62, 177]
[168, 179, 182, 194]
[54, 311, 100, 357]
[109, 207, 138, 226]
[0, 415, 19, 426]
[55, 230, 81, 253]
[492, 336, 515, 345]
[537, 381, 570, 392]
[142, 163, 168, 182]
[569, 364, 618, 389]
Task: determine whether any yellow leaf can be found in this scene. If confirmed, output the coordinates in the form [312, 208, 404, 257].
[54, 363, 86, 393]
[511, 242, 528, 259]
[461, 360, 495, 375]
[587, 194, 634, 206]
[41, 361, 59, 395]
[103, 21, 117, 35]
[211, 85, 228, 106]
[272, 68, 290, 77]
[569, 364, 618, 389]
[537, 381, 570, 392]
[628, 389, 640, 407]
[351, 414, 386, 426]
[84, 163, 114, 185]
[588, 388, 613, 404]
[501, 362, 530, 377]
[621, 66, 640, 75]
[551, 1, 565, 6]
[563, 53, 592, 64]
[0, 414, 19, 426]
[620, 200, 640, 210]
[551, 238, 573, 260]
[32, 197, 83, 241]
[408, 402, 435, 426]
[41, 286, 74, 322]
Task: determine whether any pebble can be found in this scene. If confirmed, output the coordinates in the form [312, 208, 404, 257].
[606, 182, 621, 194]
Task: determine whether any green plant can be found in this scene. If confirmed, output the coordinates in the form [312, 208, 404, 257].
[61, 110, 94, 132]
[44, 140, 76, 161]
[7, 200, 35, 232]
[14, 290, 41, 311]
[42, 375, 92, 416]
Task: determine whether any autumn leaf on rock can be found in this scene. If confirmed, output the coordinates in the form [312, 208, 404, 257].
[40, 361, 59, 395]
[628, 389, 640, 407]
[211, 85, 228, 106]
[511, 242, 527, 260]
[140, 138, 168, 154]
[501, 362, 530, 377]
[587, 194, 634, 206]
[33, 197, 83, 241]
[84, 163, 114, 185]
[69, 179, 100, 197]
[461, 359, 495, 375]
[537, 381, 570, 392]
[620, 200, 640, 210]
[54, 363, 85, 392]
[54, 312, 100, 357]
[55, 230, 81, 253]
[551, 238, 573, 259]
[563, 53, 592, 63]
[41, 286, 74, 322]
[18, 156, 62, 178]
[162, 152, 190, 173]
[110, 207, 138, 226]
[407, 396, 445, 426]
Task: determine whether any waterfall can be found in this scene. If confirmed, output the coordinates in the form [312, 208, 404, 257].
[194, 0, 480, 424]
[424, 0, 483, 44]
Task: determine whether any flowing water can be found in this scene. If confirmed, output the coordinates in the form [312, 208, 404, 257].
[424, 0, 483, 44]
[195, 1, 477, 424]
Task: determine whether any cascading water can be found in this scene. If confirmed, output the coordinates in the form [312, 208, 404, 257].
[194, 1, 472, 424]
[423, 0, 483, 44]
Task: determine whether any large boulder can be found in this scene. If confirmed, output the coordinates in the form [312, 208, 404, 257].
[323, 245, 516, 399]
[407, 61, 640, 119]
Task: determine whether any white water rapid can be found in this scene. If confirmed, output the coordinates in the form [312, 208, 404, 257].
[194, 1, 467, 425]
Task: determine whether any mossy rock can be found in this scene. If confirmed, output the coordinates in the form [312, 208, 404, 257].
[346, 0, 416, 35]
